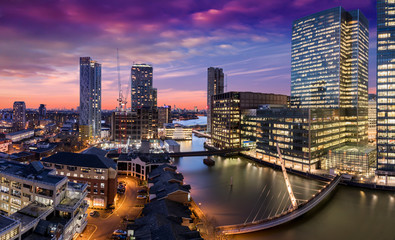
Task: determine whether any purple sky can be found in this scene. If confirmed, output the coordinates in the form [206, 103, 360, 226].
[0, 0, 377, 110]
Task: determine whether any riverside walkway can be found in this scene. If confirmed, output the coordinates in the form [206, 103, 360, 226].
[168, 148, 246, 157]
[216, 174, 342, 235]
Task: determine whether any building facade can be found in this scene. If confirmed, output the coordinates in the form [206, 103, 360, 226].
[79, 57, 101, 142]
[377, 0, 395, 183]
[42, 152, 117, 209]
[158, 105, 172, 128]
[0, 160, 88, 239]
[12, 102, 25, 132]
[38, 104, 46, 120]
[242, 107, 349, 171]
[111, 108, 158, 144]
[211, 92, 288, 149]
[131, 64, 157, 110]
[207, 67, 224, 133]
[291, 7, 369, 145]
[368, 98, 377, 143]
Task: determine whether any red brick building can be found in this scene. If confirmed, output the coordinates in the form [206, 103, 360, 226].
[41, 151, 117, 209]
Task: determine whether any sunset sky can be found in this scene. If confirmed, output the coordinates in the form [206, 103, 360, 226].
[0, 0, 376, 110]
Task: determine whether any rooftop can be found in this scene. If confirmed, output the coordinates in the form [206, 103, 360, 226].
[0, 215, 18, 233]
[6, 129, 34, 136]
[332, 145, 376, 155]
[164, 140, 180, 147]
[42, 152, 116, 169]
[0, 159, 66, 185]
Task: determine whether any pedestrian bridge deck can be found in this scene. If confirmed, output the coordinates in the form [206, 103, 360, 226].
[216, 174, 342, 235]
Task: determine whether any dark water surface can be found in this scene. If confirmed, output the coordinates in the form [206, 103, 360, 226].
[174, 131, 395, 240]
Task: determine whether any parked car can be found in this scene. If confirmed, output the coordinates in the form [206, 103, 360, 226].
[89, 211, 99, 217]
[137, 195, 147, 200]
[112, 229, 127, 239]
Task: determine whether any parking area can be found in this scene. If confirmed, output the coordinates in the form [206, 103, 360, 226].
[75, 176, 147, 240]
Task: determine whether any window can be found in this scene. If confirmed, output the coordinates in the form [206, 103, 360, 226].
[54, 164, 63, 169]
[67, 166, 76, 171]
[81, 168, 90, 173]
[100, 190, 104, 195]
[100, 183, 105, 188]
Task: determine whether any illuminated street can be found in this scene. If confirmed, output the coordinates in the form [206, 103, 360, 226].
[77, 176, 145, 240]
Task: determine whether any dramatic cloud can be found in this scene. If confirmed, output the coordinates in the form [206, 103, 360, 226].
[0, 0, 377, 109]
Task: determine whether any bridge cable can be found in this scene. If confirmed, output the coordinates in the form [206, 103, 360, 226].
[244, 184, 267, 224]
[275, 191, 288, 216]
[251, 188, 271, 222]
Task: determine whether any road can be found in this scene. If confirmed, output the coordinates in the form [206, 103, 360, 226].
[75, 176, 146, 240]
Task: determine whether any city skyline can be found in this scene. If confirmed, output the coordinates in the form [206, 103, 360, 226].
[0, 0, 376, 110]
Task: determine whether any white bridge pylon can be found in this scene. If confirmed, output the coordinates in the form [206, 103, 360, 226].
[276, 142, 298, 210]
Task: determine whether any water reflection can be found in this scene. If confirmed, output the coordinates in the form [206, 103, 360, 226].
[175, 134, 395, 240]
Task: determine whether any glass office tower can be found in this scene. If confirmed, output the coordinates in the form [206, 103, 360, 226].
[377, 0, 395, 183]
[291, 7, 369, 145]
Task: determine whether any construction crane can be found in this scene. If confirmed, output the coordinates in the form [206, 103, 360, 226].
[116, 48, 128, 111]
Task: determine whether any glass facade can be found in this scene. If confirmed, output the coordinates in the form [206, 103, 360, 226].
[377, 0, 395, 176]
[291, 7, 369, 145]
[325, 145, 376, 177]
[242, 107, 348, 170]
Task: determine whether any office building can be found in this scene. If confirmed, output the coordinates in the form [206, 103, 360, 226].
[207, 67, 224, 133]
[159, 123, 193, 140]
[0, 160, 88, 239]
[158, 105, 171, 128]
[79, 57, 101, 142]
[131, 64, 156, 110]
[242, 107, 347, 171]
[42, 149, 117, 209]
[377, 0, 395, 183]
[111, 107, 158, 144]
[368, 98, 377, 143]
[291, 7, 369, 145]
[12, 102, 25, 132]
[211, 92, 288, 149]
[38, 104, 46, 120]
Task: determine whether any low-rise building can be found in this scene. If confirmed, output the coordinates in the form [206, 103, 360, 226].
[110, 152, 170, 180]
[127, 199, 202, 240]
[164, 139, 180, 153]
[159, 123, 192, 140]
[5, 129, 34, 143]
[0, 160, 88, 240]
[0, 139, 11, 153]
[41, 151, 117, 209]
[148, 165, 191, 204]
[324, 145, 376, 177]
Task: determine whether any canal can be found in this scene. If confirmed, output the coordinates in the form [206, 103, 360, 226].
[174, 118, 395, 240]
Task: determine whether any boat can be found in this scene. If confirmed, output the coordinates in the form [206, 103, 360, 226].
[203, 157, 215, 166]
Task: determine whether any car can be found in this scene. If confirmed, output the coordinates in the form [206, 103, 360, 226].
[137, 195, 147, 200]
[137, 189, 147, 194]
[89, 211, 99, 217]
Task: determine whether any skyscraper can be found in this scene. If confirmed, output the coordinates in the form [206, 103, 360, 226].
[131, 64, 156, 110]
[291, 7, 369, 144]
[13, 101, 25, 131]
[38, 104, 46, 120]
[377, 0, 395, 182]
[207, 67, 224, 133]
[79, 57, 101, 142]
